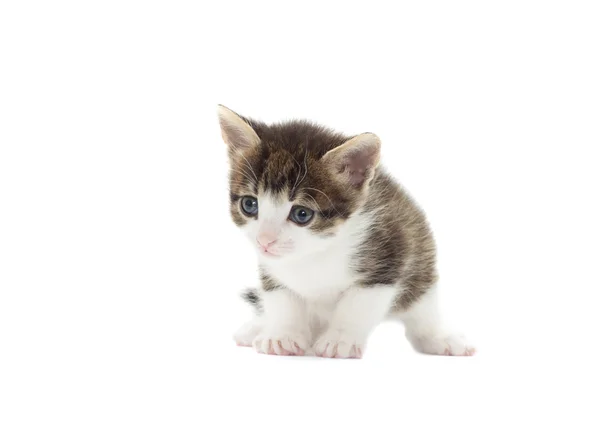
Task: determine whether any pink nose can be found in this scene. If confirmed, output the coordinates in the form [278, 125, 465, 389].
[257, 232, 278, 250]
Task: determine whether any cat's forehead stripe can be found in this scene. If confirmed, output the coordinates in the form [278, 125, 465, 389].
[259, 149, 301, 196]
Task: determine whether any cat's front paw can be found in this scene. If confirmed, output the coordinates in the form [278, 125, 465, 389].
[314, 329, 364, 359]
[253, 331, 308, 356]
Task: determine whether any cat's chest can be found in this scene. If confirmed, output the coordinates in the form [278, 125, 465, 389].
[263, 252, 355, 301]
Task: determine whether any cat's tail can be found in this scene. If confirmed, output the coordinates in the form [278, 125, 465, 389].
[241, 287, 263, 315]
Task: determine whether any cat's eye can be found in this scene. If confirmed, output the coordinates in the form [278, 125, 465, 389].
[240, 196, 258, 216]
[289, 206, 314, 225]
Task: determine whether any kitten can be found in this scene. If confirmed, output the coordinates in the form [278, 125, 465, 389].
[218, 105, 475, 358]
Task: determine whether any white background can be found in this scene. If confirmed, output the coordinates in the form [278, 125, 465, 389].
[1, 1, 599, 425]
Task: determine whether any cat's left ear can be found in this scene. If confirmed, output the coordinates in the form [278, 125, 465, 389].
[217, 104, 260, 152]
[322, 133, 381, 189]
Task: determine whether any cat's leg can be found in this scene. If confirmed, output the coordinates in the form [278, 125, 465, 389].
[252, 288, 310, 356]
[233, 316, 263, 347]
[314, 286, 397, 359]
[233, 287, 263, 347]
[398, 285, 476, 356]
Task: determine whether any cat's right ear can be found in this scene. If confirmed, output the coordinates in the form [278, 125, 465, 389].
[217, 105, 260, 153]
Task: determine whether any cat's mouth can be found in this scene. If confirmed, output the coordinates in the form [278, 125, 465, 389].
[260, 250, 282, 258]
[257, 246, 291, 258]
[255, 240, 294, 258]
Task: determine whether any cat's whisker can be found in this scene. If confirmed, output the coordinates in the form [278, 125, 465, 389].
[233, 160, 257, 182]
[304, 187, 342, 217]
[231, 166, 257, 185]
[231, 147, 258, 182]
[291, 155, 303, 195]
[295, 139, 309, 189]
[302, 193, 325, 217]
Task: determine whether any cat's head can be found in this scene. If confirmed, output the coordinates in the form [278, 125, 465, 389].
[218, 105, 381, 261]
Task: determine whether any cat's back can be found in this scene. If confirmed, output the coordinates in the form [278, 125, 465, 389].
[357, 167, 437, 305]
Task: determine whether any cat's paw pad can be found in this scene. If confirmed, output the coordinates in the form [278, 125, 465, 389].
[409, 333, 476, 356]
[253, 332, 307, 356]
[233, 320, 262, 347]
[313, 330, 364, 359]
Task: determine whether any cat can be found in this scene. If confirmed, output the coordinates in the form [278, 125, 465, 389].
[218, 105, 475, 358]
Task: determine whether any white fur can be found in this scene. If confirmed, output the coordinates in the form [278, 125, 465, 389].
[234, 192, 474, 358]
[252, 288, 310, 355]
[396, 286, 476, 356]
[233, 317, 263, 347]
[313, 286, 397, 358]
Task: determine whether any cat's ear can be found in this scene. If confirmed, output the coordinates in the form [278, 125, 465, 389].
[217, 105, 260, 152]
[322, 133, 381, 188]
